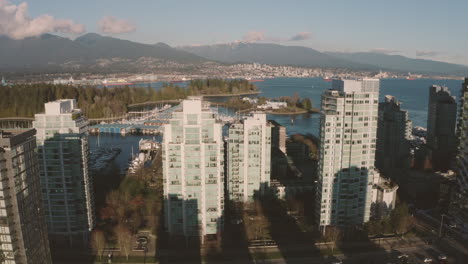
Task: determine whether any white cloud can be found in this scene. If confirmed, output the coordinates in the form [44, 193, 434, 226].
[98, 16, 136, 34]
[289, 32, 311, 41]
[242, 31, 265, 42]
[370, 48, 400, 54]
[0, 0, 85, 39]
[416, 50, 439, 57]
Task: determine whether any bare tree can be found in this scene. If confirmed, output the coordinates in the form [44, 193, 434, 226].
[90, 228, 106, 260]
[324, 226, 341, 254]
[115, 224, 133, 261]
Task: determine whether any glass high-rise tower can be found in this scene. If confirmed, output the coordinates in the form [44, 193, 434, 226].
[427, 85, 457, 171]
[454, 78, 468, 226]
[0, 129, 52, 264]
[227, 113, 272, 202]
[162, 97, 224, 241]
[316, 79, 380, 227]
[376, 95, 412, 179]
[33, 99, 95, 245]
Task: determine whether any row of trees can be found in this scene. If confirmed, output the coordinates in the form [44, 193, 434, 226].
[91, 154, 163, 260]
[0, 79, 258, 118]
[233, 197, 412, 246]
[290, 134, 319, 160]
[187, 79, 257, 95]
[279, 92, 313, 111]
[365, 203, 413, 237]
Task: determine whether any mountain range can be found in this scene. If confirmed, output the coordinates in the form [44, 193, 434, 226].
[326, 52, 468, 76]
[0, 33, 467, 76]
[180, 42, 376, 70]
[181, 43, 468, 76]
[0, 33, 205, 70]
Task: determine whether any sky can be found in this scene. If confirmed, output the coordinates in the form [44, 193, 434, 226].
[1, 0, 467, 65]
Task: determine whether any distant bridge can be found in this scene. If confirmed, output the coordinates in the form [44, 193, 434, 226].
[127, 99, 181, 108]
[89, 104, 175, 125]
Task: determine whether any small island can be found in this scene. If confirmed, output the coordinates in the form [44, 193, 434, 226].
[215, 93, 319, 115]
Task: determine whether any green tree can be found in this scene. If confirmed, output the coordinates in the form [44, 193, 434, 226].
[390, 203, 411, 234]
[115, 224, 132, 261]
[301, 98, 312, 110]
[90, 228, 106, 260]
[324, 226, 341, 254]
[366, 220, 383, 236]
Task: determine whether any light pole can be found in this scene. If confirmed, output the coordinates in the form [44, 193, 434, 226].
[438, 214, 447, 238]
[143, 246, 148, 264]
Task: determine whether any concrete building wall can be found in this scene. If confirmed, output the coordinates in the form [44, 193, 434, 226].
[316, 79, 380, 227]
[0, 130, 52, 264]
[227, 113, 272, 202]
[376, 95, 412, 178]
[162, 98, 224, 240]
[454, 79, 468, 225]
[269, 120, 286, 154]
[371, 177, 399, 219]
[427, 85, 457, 171]
[33, 99, 95, 245]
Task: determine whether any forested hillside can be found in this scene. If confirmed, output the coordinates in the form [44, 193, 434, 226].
[0, 79, 257, 118]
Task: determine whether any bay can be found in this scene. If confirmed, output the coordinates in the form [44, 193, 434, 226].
[90, 77, 464, 172]
[254, 77, 463, 135]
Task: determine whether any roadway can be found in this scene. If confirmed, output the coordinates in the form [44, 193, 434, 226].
[157, 235, 464, 264]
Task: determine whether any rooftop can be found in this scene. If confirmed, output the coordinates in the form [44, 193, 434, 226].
[331, 78, 380, 93]
[0, 129, 36, 148]
[41, 99, 80, 115]
[375, 180, 398, 191]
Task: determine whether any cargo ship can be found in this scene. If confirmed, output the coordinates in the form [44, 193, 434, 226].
[323, 76, 333, 81]
[102, 78, 134, 86]
[245, 77, 264, 82]
[170, 77, 189, 83]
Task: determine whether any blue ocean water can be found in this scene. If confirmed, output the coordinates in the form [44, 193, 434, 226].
[90, 77, 464, 170]
[135, 77, 463, 135]
[254, 78, 463, 136]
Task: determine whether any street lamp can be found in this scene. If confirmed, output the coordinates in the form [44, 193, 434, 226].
[438, 214, 447, 238]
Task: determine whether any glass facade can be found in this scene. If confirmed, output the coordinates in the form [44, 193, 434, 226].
[33, 100, 95, 244]
[376, 95, 412, 178]
[227, 113, 272, 201]
[162, 99, 224, 239]
[454, 79, 468, 223]
[0, 130, 52, 264]
[317, 79, 380, 227]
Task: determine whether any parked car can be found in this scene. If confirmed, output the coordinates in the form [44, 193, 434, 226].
[438, 254, 448, 264]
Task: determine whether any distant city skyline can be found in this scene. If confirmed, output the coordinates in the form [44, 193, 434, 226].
[1, 0, 467, 65]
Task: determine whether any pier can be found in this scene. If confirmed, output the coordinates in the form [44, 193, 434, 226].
[89, 104, 176, 135]
[0, 102, 240, 133]
[88, 123, 163, 135]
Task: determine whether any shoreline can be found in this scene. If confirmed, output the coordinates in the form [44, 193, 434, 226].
[234, 107, 320, 115]
[265, 108, 320, 115]
[127, 91, 260, 108]
[201, 91, 260, 98]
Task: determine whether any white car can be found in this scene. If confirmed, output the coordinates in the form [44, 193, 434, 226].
[423, 258, 433, 263]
